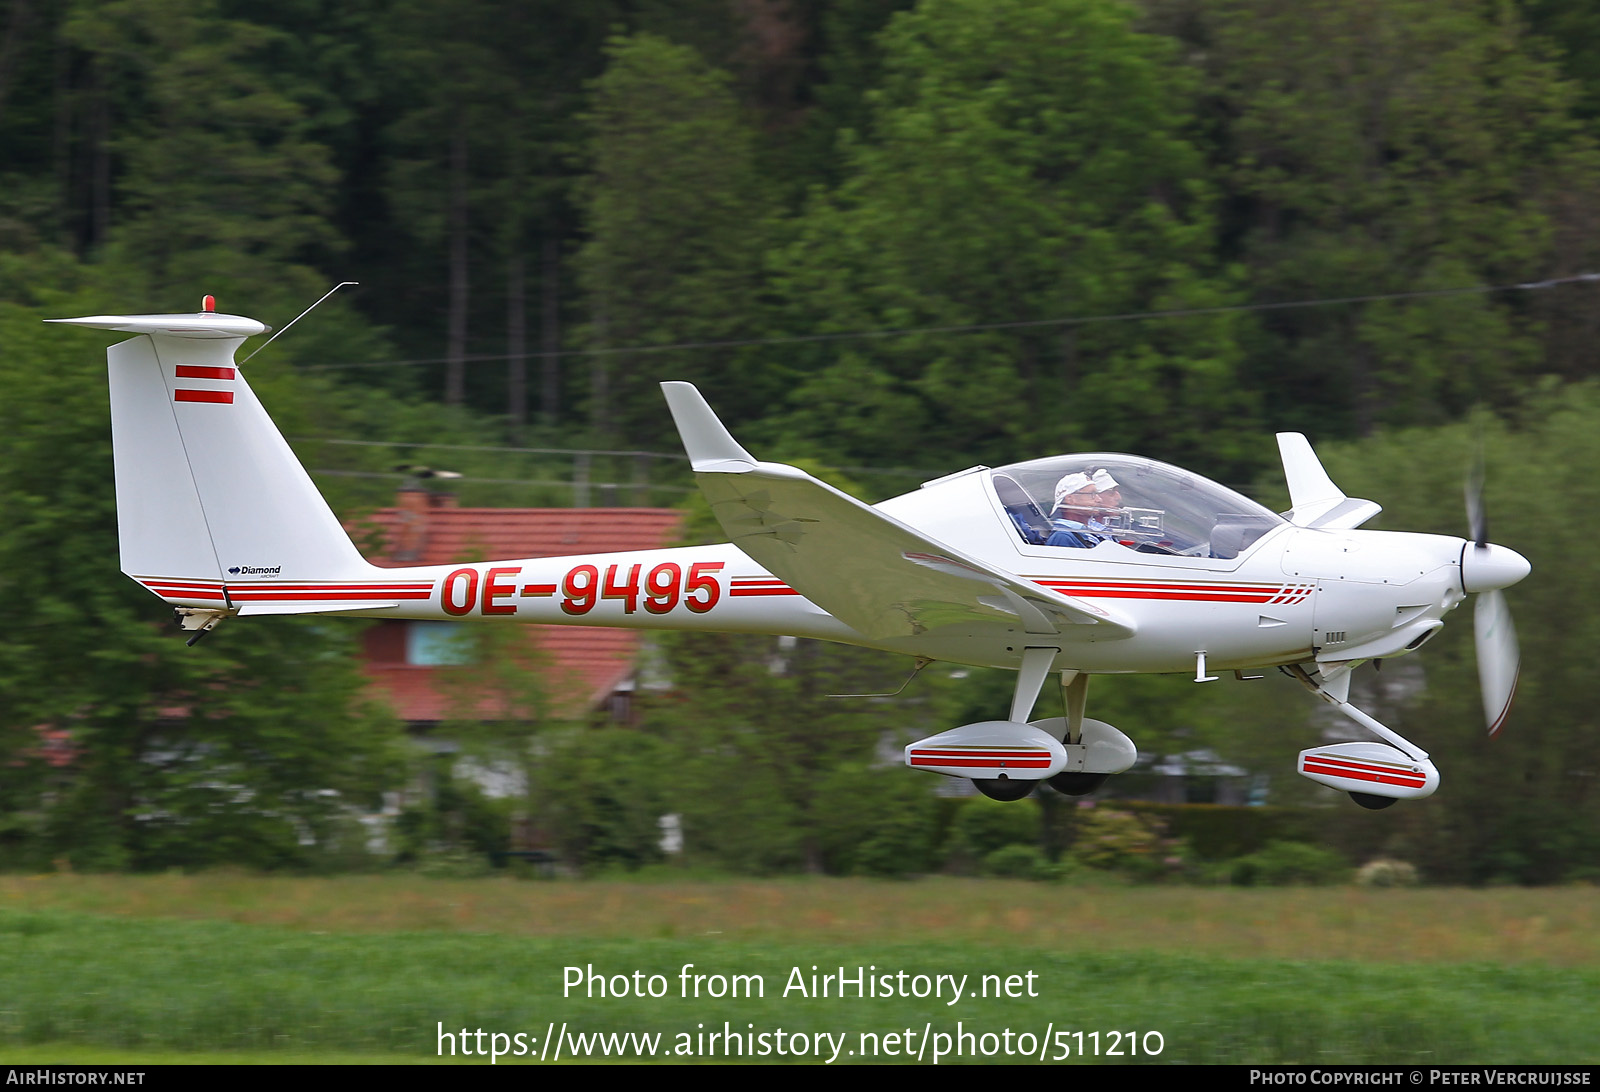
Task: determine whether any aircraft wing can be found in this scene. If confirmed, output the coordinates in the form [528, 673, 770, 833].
[662, 383, 1135, 643]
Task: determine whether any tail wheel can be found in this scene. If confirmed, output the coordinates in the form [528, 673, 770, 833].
[973, 777, 1036, 802]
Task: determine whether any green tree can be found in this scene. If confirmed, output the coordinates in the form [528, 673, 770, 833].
[532, 726, 675, 872]
[573, 33, 779, 445]
[1191, 0, 1597, 437]
[63, 0, 339, 288]
[0, 283, 405, 870]
[433, 618, 561, 859]
[643, 631, 939, 874]
[380, 0, 611, 414]
[772, 0, 1254, 474]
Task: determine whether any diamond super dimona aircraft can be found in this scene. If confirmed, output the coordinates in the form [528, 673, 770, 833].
[52, 301, 1531, 809]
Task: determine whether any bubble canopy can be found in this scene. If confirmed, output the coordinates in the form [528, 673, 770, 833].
[989, 454, 1285, 559]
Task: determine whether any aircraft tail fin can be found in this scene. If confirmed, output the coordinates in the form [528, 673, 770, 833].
[51, 310, 376, 608]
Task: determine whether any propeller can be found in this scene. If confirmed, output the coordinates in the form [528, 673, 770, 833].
[1466, 448, 1488, 546]
[1461, 449, 1526, 736]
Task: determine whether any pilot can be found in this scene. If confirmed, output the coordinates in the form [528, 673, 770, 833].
[1047, 469, 1120, 548]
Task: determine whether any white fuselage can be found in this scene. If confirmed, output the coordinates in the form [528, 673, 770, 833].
[141, 465, 1469, 675]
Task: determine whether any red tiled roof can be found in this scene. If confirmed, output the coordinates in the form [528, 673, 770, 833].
[354, 505, 685, 567]
[362, 625, 644, 721]
[349, 502, 685, 722]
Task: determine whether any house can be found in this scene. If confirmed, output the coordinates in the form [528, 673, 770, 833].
[353, 487, 686, 727]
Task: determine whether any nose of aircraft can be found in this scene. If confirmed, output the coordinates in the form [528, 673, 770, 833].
[1460, 541, 1531, 593]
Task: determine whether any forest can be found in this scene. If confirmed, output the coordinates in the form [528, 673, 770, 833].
[2, 0, 1598, 884]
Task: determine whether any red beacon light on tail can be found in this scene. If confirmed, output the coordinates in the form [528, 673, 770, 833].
[202, 295, 216, 313]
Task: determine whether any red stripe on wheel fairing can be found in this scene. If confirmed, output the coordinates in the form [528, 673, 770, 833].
[909, 756, 1053, 770]
[174, 389, 233, 404]
[910, 748, 1054, 758]
[1302, 764, 1425, 789]
[174, 365, 236, 380]
[1301, 757, 1426, 788]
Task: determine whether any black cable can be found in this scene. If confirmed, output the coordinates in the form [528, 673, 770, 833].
[294, 272, 1600, 371]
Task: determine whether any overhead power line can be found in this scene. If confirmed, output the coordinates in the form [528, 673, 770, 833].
[299, 437, 684, 460]
[312, 468, 696, 493]
[295, 436, 939, 479]
[296, 272, 1600, 372]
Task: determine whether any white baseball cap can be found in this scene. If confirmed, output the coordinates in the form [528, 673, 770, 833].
[1053, 472, 1095, 509]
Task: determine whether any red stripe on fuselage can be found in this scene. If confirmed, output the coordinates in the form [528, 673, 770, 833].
[1031, 578, 1311, 604]
[139, 578, 434, 603]
[226, 591, 431, 601]
[1055, 589, 1278, 603]
[226, 583, 433, 591]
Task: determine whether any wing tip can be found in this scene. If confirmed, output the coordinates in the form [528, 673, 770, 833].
[661, 381, 756, 470]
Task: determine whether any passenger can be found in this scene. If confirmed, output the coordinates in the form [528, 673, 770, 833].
[1089, 468, 1123, 524]
[1046, 469, 1120, 548]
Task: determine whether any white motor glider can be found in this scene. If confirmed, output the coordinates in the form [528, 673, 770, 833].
[52, 301, 1530, 808]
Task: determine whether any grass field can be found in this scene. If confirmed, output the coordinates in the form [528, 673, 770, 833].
[2, 874, 1596, 1065]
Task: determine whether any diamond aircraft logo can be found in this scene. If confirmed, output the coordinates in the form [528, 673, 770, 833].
[231, 565, 281, 575]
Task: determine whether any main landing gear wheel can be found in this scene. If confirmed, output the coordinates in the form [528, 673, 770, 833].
[1349, 791, 1399, 811]
[1048, 772, 1108, 796]
[973, 777, 1036, 802]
